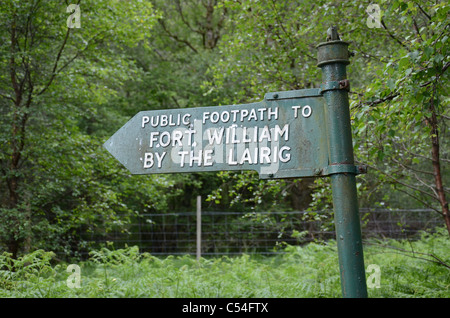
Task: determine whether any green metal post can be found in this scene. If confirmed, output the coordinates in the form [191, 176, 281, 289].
[317, 27, 368, 298]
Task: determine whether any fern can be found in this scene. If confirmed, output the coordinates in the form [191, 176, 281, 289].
[1, 228, 449, 297]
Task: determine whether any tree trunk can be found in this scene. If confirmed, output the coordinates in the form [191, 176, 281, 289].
[429, 87, 450, 235]
[5, 13, 26, 258]
[290, 179, 314, 211]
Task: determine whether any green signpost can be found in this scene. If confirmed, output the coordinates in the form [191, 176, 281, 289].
[104, 89, 331, 179]
[104, 27, 368, 298]
[317, 27, 368, 298]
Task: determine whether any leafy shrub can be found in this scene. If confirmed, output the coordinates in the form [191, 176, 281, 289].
[0, 250, 62, 297]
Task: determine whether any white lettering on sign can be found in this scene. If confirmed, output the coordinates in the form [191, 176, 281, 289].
[203, 124, 288, 145]
[142, 113, 191, 128]
[291, 105, 312, 118]
[143, 152, 166, 168]
[202, 107, 278, 125]
[140, 105, 313, 170]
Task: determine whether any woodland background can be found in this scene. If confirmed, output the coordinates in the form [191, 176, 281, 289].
[0, 0, 448, 259]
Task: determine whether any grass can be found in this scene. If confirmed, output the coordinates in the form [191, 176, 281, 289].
[0, 228, 449, 298]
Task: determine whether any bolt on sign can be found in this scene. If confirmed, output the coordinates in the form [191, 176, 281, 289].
[104, 89, 331, 179]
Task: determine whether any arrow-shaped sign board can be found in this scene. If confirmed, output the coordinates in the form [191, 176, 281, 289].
[104, 88, 329, 179]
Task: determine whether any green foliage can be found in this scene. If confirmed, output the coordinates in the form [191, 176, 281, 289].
[0, 0, 161, 257]
[1, 229, 448, 297]
[0, 250, 59, 296]
[205, 0, 449, 217]
[350, 0, 449, 212]
[89, 244, 141, 266]
[0, 0, 448, 258]
[207, 171, 291, 211]
[363, 227, 450, 297]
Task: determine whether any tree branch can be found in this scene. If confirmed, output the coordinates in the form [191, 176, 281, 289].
[380, 19, 410, 51]
[412, 18, 423, 43]
[0, 92, 15, 103]
[391, 157, 435, 176]
[175, 0, 201, 35]
[416, 3, 432, 21]
[394, 186, 441, 214]
[367, 163, 439, 202]
[54, 30, 107, 75]
[158, 19, 199, 54]
[399, 142, 436, 163]
[420, 61, 450, 88]
[37, 27, 71, 96]
[353, 91, 399, 109]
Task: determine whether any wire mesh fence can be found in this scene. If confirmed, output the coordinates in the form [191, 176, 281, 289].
[78, 208, 443, 257]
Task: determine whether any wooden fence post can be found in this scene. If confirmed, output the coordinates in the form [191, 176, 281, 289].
[196, 195, 201, 260]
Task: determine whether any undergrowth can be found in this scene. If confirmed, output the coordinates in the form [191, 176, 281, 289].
[0, 228, 448, 298]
